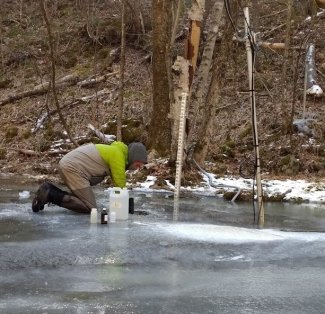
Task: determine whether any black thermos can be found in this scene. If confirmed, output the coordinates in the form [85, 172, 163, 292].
[129, 197, 134, 214]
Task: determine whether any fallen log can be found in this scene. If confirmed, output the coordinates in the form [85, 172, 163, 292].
[14, 148, 40, 156]
[9, 148, 70, 156]
[47, 149, 70, 155]
[77, 71, 118, 88]
[0, 74, 80, 107]
[260, 42, 286, 50]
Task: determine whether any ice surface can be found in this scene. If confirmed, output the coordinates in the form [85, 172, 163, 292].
[0, 181, 325, 313]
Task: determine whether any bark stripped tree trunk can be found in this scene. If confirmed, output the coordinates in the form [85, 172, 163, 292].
[302, 43, 324, 118]
[186, 1, 225, 160]
[168, 0, 184, 117]
[149, 0, 172, 156]
[305, 44, 323, 97]
[185, 0, 205, 89]
[170, 0, 205, 163]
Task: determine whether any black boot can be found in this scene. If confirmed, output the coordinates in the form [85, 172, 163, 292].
[32, 182, 69, 212]
[47, 183, 70, 206]
[32, 182, 52, 212]
[46, 183, 90, 214]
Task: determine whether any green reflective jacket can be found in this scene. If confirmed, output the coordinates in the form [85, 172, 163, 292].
[95, 141, 128, 188]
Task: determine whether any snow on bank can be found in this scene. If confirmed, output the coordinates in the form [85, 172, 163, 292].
[1, 171, 325, 205]
[131, 174, 325, 204]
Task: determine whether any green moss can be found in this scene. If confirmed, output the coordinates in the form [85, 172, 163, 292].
[0, 78, 11, 88]
[8, 25, 23, 38]
[265, 193, 285, 202]
[280, 155, 291, 166]
[224, 139, 236, 148]
[22, 129, 32, 139]
[97, 48, 111, 60]
[0, 148, 6, 159]
[220, 144, 235, 158]
[5, 127, 18, 140]
[102, 119, 144, 143]
[73, 62, 92, 77]
[239, 123, 252, 139]
[34, 137, 51, 152]
[290, 197, 305, 204]
[44, 123, 55, 140]
[280, 154, 301, 175]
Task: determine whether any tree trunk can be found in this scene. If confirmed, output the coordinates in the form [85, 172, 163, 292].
[281, 0, 293, 134]
[186, 1, 225, 158]
[116, 0, 126, 141]
[170, 56, 190, 163]
[185, 0, 205, 88]
[282, 0, 293, 80]
[305, 44, 323, 97]
[193, 3, 233, 164]
[302, 43, 324, 118]
[316, 0, 325, 9]
[149, 0, 173, 156]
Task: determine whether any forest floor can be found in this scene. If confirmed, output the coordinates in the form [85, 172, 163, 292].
[0, 1, 325, 194]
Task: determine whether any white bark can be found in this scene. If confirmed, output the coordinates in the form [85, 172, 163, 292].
[305, 44, 323, 97]
[170, 56, 190, 160]
[188, 0, 205, 21]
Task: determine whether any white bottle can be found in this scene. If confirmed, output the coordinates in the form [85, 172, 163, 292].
[109, 211, 116, 223]
[109, 187, 129, 220]
[90, 208, 97, 223]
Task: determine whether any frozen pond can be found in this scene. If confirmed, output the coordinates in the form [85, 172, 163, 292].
[1, 176, 325, 313]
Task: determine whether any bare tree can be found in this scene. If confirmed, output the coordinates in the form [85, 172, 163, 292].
[116, 0, 126, 141]
[282, 0, 293, 81]
[38, 0, 78, 147]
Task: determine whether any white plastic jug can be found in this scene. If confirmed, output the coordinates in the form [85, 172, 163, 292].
[109, 187, 129, 220]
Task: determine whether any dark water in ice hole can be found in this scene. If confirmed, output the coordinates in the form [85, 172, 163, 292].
[0, 176, 325, 314]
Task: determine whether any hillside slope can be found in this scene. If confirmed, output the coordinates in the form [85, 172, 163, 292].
[0, 1, 325, 186]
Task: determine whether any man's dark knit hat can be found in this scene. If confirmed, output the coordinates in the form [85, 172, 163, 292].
[127, 142, 147, 167]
